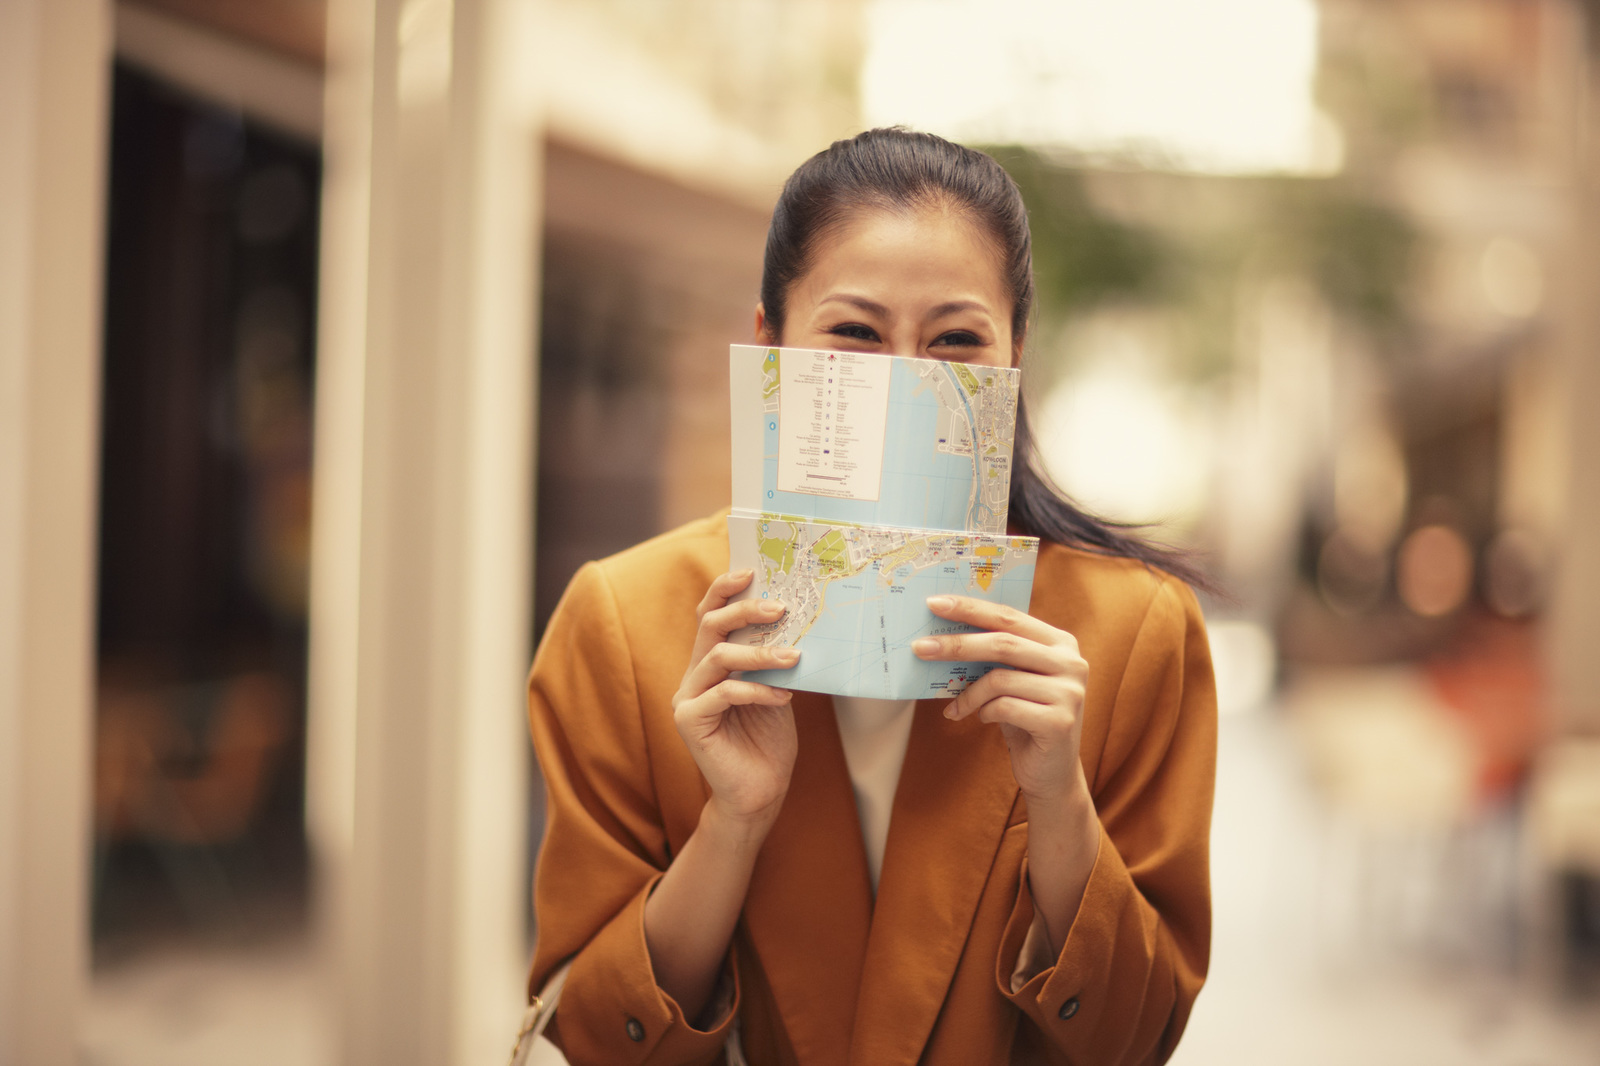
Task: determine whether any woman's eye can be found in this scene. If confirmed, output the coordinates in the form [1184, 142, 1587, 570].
[932, 330, 982, 347]
[828, 323, 880, 342]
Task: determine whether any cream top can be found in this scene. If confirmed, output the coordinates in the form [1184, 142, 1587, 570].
[830, 696, 917, 892]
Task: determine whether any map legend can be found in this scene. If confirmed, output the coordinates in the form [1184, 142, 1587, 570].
[777, 348, 892, 501]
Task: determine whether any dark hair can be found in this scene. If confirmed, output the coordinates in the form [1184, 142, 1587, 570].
[761, 127, 1213, 592]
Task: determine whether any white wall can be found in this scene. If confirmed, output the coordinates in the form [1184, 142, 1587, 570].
[308, 1, 540, 1062]
[0, 1, 111, 1064]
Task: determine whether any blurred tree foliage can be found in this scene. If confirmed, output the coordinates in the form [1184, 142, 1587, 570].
[1262, 182, 1419, 340]
[984, 145, 1420, 383]
[988, 147, 1170, 313]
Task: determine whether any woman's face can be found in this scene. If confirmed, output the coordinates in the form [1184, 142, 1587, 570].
[757, 205, 1018, 368]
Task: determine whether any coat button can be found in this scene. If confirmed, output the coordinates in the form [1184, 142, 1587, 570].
[1058, 997, 1080, 1020]
[625, 1017, 645, 1042]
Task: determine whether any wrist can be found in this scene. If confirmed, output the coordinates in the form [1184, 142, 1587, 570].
[1022, 766, 1095, 835]
[700, 798, 780, 855]
[1021, 767, 1099, 957]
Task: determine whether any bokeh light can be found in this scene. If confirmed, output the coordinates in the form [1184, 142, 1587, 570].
[1396, 523, 1474, 618]
[1483, 526, 1547, 618]
[1479, 236, 1545, 319]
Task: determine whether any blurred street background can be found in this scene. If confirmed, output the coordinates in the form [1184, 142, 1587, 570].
[5, 1, 1600, 1064]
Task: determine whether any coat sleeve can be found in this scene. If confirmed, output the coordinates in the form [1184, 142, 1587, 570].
[995, 574, 1217, 1065]
[526, 562, 738, 1066]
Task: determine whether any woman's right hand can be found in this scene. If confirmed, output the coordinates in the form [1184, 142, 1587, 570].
[671, 569, 800, 834]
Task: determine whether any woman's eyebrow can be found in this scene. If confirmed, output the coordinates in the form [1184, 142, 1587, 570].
[819, 295, 993, 320]
[819, 293, 890, 317]
[928, 300, 991, 318]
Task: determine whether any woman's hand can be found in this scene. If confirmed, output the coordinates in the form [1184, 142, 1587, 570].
[647, 572, 800, 1020]
[913, 594, 1098, 953]
[913, 595, 1089, 802]
[671, 570, 801, 834]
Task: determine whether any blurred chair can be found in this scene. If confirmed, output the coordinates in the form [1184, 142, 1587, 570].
[1525, 737, 1600, 989]
[1285, 651, 1528, 968]
[94, 670, 294, 922]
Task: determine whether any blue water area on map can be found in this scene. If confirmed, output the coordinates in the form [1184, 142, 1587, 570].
[761, 360, 998, 532]
[743, 554, 1037, 700]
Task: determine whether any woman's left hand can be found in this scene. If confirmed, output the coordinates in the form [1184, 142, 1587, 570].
[912, 595, 1090, 803]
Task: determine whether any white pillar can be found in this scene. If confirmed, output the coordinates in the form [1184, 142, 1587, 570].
[307, 0, 540, 1063]
[1550, 16, 1600, 735]
[0, 2, 110, 1065]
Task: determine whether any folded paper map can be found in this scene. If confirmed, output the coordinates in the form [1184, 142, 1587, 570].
[727, 345, 1039, 699]
[729, 344, 1019, 534]
[731, 514, 1038, 699]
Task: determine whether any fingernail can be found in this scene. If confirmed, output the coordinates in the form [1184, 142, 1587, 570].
[912, 638, 939, 656]
[926, 595, 954, 611]
[734, 568, 754, 579]
[761, 600, 784, 613]
[777, 647, 800, 662]
[773, 689, 792, 700]
[943, 702, 958, 719]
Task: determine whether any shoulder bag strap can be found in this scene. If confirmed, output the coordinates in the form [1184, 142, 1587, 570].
[506, 961, 571, 1066]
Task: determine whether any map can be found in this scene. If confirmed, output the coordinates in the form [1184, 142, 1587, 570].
[728, 514, 1039, 699]
[729, 345, 1019, 534]
[727, 344, 1037, 699]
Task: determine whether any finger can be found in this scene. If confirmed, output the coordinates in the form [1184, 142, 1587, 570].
[682, 642, 800, 698]
[972, 695, 1074, 738]
[696, 570, 755, 620]
[911, 630, 1068, 674]
[692, 595, 787, 665]
[944, 668, 1064, 720]
[678, 679, 794, 728]
[924, 595, 1071, 649]
[702, 596, 786, 640]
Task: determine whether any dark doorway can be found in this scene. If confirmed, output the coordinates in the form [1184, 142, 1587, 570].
[94, 62, 320, 957]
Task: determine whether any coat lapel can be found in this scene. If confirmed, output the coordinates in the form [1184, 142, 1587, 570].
[848, 699, 1019, 1065]
[743, 691, 875, 1063]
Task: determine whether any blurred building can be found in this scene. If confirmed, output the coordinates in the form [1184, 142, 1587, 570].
[4, 1, 1600, 1065]
[6, 1, 873, 1064]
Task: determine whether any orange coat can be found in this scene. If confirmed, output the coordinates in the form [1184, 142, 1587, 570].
[527, 511, 1216, 1065]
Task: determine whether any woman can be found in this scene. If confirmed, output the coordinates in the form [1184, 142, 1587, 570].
[527, 128, 1217, 1066]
